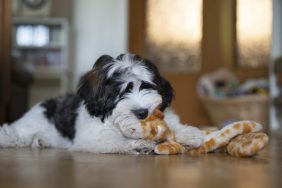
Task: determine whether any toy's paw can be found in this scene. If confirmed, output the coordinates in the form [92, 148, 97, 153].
[154, 141, 185, 155]
[119, 122, 144, 139]
[174, 126, 204, 148]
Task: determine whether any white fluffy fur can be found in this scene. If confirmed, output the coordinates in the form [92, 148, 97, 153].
[0, 105, 203, 154]
[0, 54, 204, 154]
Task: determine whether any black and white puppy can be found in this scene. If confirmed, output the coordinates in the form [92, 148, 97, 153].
[0, 54, 203, 154]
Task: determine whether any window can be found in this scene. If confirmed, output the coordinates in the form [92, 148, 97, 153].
[236, 0, 272, 67]
[145, 0, 203, 72]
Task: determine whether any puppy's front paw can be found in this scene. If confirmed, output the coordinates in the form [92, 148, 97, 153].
[31, 134, 51, 148]
[133, 147, 156, 155]
[175, 126, 204, 148]
[131, 140, 156, 155]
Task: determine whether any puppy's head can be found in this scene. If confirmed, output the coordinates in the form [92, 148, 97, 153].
[77, 53, 174, 138]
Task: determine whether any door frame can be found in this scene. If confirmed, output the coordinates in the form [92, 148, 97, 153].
[0, 0, 12, 123]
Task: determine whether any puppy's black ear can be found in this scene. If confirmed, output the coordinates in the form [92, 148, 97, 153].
[77, 70, 99, 103]
[116, 53, 143, 62]
[78, 55, 113, 100]
[77, 55, 119, 121]
[158, 76, 174, 111]
[143, 58, 174, 111]
[92, 55, 114, 69]
[116, 54, 125, 60]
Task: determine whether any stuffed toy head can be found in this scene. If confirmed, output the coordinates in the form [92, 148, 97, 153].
[140, 109, 174, 141]
[140, 109, 185, 154]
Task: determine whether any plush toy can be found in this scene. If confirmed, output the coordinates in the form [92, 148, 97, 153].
[141, 110, 269, 157]
[140, 109, 185, 154]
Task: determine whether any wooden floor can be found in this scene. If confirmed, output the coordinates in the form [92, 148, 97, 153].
[0, 135, 281, 188]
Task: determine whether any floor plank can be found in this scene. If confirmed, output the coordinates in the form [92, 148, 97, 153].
[0, 135, 281, 188]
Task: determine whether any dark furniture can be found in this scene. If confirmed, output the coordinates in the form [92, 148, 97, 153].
[7, 65, 33, 123]
[0, 0, 12, 124]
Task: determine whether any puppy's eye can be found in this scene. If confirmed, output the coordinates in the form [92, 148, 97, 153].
[140, 82, 156, 90]
[124, 82, 133, 93]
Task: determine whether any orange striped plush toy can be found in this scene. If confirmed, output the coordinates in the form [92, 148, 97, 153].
[141, 110, 269, 157]
[140, 109, 185, 155]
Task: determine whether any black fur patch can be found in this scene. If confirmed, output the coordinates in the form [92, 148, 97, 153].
[41, 94, 82, 140]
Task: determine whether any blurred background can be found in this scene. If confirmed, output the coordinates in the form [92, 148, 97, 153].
[0, 0, 281, 133]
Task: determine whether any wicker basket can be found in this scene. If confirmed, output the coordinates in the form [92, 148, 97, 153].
[200, 95, 270, 129]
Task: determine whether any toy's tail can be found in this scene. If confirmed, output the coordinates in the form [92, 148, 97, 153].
[227, 132, 269, 157]
[187, 120, 263, 155]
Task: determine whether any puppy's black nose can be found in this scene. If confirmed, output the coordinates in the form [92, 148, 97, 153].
[132, 109, 148, 120]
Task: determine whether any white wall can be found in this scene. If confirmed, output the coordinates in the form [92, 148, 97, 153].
[72, 0, 128, 88]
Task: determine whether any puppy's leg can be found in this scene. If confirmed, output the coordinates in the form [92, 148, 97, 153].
[0, 104, 50, 148]
[72, 138, 156, 155]
[164, 108, 204, 148]
[107, 138, 156, 155]
[71, 126, 156, 154]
